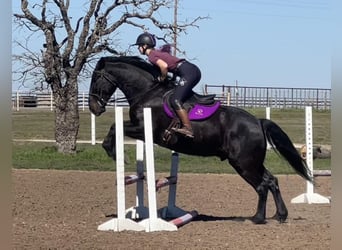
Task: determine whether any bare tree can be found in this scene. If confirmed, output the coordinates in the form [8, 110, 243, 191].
[13, 0, 206, 154]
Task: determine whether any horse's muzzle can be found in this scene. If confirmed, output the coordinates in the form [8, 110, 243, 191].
[89, 95, 106, 116]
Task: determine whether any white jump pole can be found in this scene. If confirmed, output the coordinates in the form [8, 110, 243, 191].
[91, 114, 96, 145]
[98, 107, 194, 232]
[97, 107, 145, 231]
[291, 106, 330, 204]
[139, 108, 178, 232]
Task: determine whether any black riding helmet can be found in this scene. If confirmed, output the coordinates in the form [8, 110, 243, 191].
[135, 32, 156, 48]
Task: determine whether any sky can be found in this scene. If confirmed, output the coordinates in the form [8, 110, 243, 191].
[12, 0, 332, 92]
[176, 0, 331, 91]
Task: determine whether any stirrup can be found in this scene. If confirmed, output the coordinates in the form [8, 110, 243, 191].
[172, 127, 194, 138]
[163, 119, 180, 143]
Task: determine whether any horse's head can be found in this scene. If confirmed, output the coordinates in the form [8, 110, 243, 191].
[88, 65, 117, 116]
[89, 56, 166, 116]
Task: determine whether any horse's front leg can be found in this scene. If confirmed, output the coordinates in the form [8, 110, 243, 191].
[124, 122, 145, 142]
[102, 123, 116, 159]
[102, 121, 145, 160]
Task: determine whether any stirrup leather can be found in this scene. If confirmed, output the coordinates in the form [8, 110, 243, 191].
[163, 119, 180, 142]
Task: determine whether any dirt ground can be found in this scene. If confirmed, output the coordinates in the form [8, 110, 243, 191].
[12, 169, 331, 250]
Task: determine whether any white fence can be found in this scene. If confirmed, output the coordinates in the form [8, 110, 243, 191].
[11, 90, 128, 111]
[12, 86, 331, 111]
[204, 85, 331, 110]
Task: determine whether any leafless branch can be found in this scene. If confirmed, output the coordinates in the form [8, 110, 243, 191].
[13, 0, 207, 91]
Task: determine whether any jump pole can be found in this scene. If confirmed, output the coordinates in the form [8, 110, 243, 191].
[138, 108, 178, 231]
[97, 107, 145, 231]
[91, 113, 96, 145]
[170, 210, 199, 227]
[291, 106, 330, 204]
[126, 109, 197, 229]
[127, 143, 197, 227]
[98, 107, 196, 232]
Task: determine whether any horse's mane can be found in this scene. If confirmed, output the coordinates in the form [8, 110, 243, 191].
[96, 56, 161, 79]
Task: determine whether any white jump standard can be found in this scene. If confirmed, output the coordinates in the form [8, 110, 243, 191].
[291, 106, 330, 204]
[97, 107, 145, 231]
[97, 107, 197, 232]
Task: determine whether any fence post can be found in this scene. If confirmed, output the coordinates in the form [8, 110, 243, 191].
[266, 107, 271, 149]
[16, 91, 20, 111]
[91, 113, 96, 145]
[82, 92, 85, 111]
[50, 92, 53, 111]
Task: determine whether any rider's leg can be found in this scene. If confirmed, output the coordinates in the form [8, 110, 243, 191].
[171, 99, 194, 138]
[170, 66, 200, 138]
[174, 108, 194, 138]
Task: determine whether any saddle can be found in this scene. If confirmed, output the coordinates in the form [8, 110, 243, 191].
[162, 90, 221, 142]
[163, 90, 220, 120]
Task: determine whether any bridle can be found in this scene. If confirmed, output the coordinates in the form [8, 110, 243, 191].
[89, 70, 121, 108]
[89, 68, 162, 108]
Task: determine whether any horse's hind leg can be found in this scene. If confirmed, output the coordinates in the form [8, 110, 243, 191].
[253, 168, 288, 223]
[251, 170, 269, 224]
[230, 161, 269, 224]
[265, 169, 288, 223]
[234, 164, 285, 224]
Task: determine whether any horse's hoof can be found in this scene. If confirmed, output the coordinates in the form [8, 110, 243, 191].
[271, 213, 287, 223]
[278, 218, 287, 224]
[251, 215, 267, 224]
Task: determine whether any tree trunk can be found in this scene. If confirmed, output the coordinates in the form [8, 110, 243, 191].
[53, 83, 80, 154]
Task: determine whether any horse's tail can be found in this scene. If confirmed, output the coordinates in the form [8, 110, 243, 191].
[260, 118, 313, 183]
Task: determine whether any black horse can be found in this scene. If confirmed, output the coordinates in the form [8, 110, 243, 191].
[88, 56, 312, 224]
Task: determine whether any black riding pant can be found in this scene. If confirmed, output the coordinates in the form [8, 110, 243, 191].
[170, 61, 201, 110]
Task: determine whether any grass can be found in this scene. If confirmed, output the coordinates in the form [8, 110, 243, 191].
[12, 142, 330, 174]
[245, 108, 331, 145]
[12, 108, 331, 173]
[12, 107, 331, 145]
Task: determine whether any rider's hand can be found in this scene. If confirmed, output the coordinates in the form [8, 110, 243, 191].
[157, 76, 166, 83]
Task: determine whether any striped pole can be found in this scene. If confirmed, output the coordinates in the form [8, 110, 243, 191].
[156, 176, 177, 191]
[170, 210, 198, 227]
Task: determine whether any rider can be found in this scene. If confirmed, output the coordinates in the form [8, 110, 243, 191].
[134, 32, 201, 138]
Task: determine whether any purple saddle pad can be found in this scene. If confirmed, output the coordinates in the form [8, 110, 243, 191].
[163, 101, 220, 120]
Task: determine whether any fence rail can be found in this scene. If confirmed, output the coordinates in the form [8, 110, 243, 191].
[12, 85, 331, 111]
[204, 85, 331, 110]
[11, 90, 128, 111]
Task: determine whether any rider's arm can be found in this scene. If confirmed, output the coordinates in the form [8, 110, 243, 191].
[155, 59, 168, 81]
